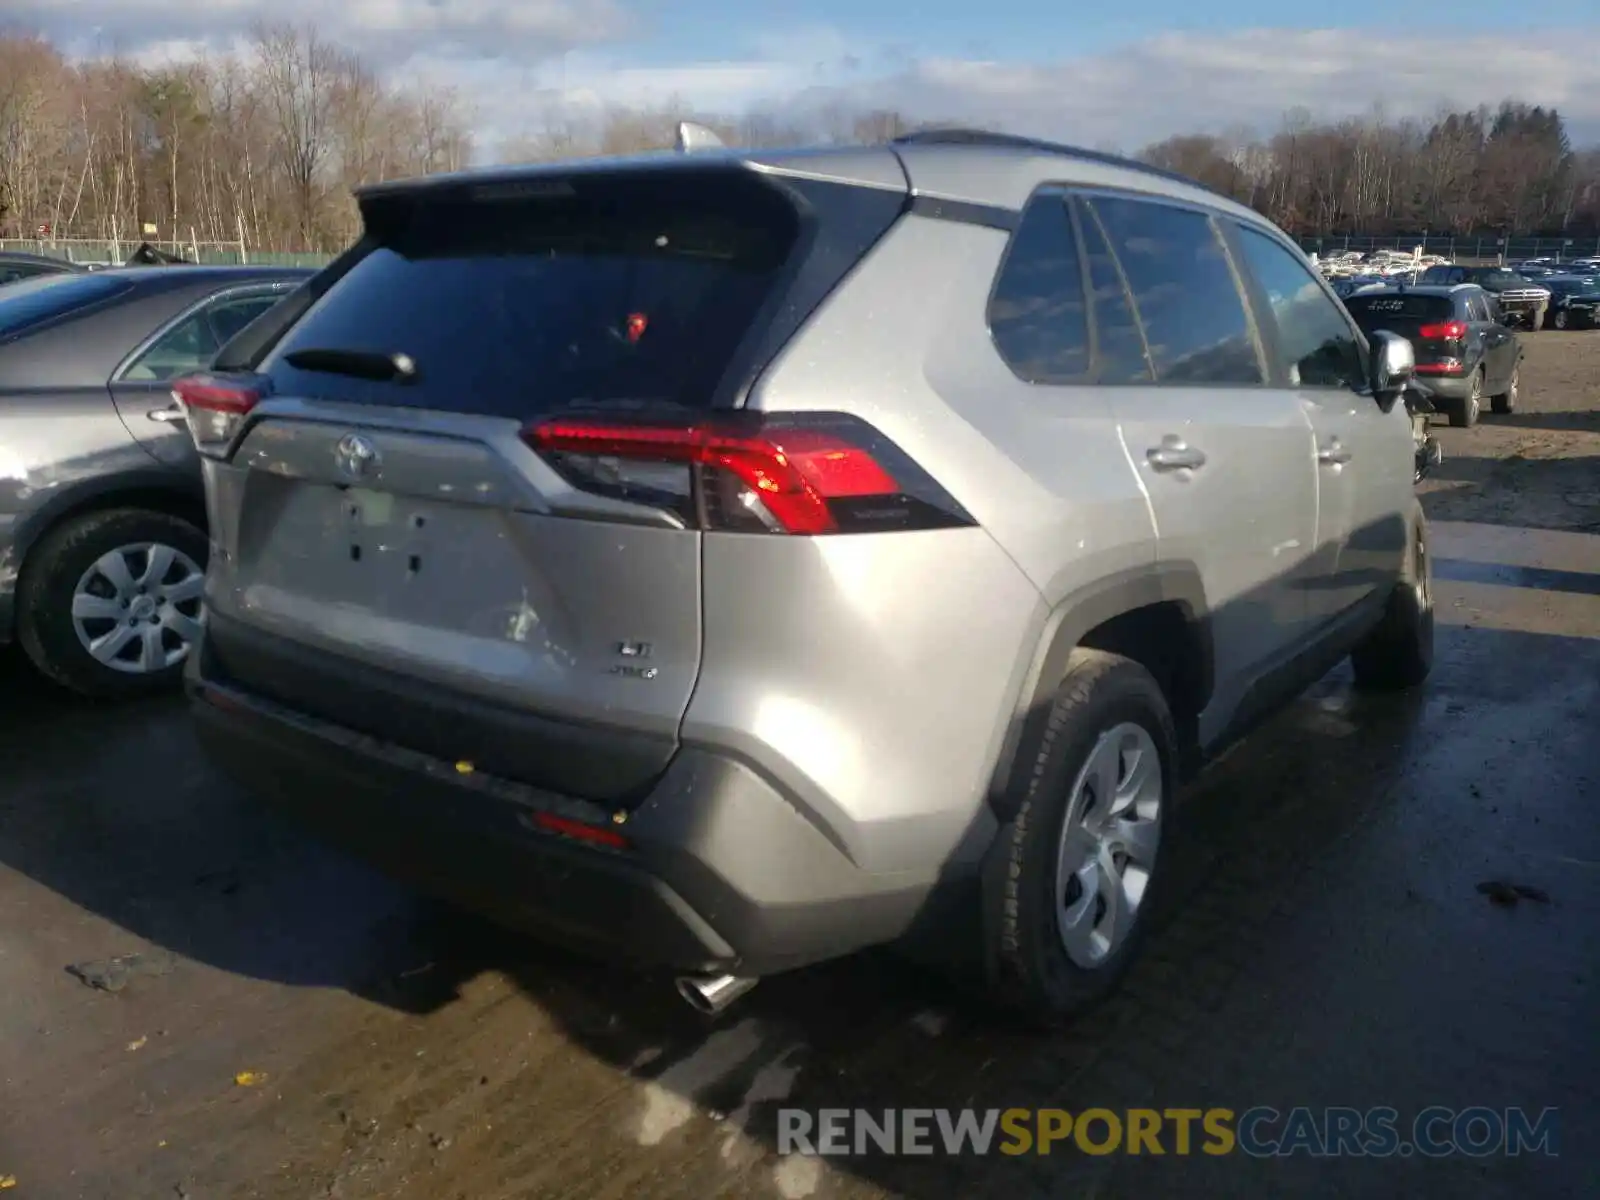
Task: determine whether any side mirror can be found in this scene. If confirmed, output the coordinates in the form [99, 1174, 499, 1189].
[1369, 330, 1415, 413]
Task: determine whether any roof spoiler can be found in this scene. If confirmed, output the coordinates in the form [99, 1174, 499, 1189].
[674, 121, 725, 153]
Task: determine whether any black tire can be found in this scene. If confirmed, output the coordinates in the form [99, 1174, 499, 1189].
[988, 648, 1178, 1028]
[1351, 508, 1433, 692]
[17, 508, 209, 699]
[1551, 308, 1569, 331]
[1447, 369, 1483, 428]
[1490, 363, 1519, 414]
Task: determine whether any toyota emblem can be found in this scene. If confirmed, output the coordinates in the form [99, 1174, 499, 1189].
[335, 433, 380, 480]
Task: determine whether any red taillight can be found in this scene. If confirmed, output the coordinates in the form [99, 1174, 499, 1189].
[173, 372, 266, 460]
[1417, 321, 1467, 340]
[521, 413, 971, 536]
[528, 811, 629, 850]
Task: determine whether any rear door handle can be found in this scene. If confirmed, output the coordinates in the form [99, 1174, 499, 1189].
[1146, 437, 1206, 471]
[147, 403, 185, 423]
[1318, 438, 1352, 466]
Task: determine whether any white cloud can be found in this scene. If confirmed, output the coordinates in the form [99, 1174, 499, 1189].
[23, 10, 1600, 153]
[401, 25, 1600, 156]
[9, 0, 629, 65]
[786, 28, 1600, 151]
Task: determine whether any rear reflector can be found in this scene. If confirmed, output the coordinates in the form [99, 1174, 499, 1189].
[527, 811, 630, 850]
[173, 372, 267, 460]
[521, 413, 974, 536]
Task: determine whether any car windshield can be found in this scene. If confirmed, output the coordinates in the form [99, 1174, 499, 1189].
[1477, 270, 1530, 289]
[0, 272, 134, 339]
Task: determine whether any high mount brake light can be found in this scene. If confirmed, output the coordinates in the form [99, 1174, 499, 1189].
[1417, 321, 1468, 340]
[173, 372, 266, 460]
[521, 414, 973, 536]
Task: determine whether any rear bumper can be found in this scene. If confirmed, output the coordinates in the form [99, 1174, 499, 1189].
[187, 646, 958, 978]
[1414, 372, 1474, 401]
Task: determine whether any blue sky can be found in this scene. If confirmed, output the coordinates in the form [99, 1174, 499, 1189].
[18, 1, 1600, 155]
[628, 2, 1600, 65]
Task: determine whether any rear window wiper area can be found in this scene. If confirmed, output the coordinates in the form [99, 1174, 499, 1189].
[282, 347, 419, 383]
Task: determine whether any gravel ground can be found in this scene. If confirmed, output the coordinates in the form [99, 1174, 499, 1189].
[1, 333, 1597, 1200]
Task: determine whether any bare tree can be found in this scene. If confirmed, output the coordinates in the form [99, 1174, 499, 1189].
[251, 22, 342, 250]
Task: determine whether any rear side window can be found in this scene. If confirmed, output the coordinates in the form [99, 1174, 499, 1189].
[262, 170, 801, 417]
[1087, 196, 1262, 385]
[0, 273, 133, 340]
[1232, 226, 1365, 390]
[1076, 201, 1152, 383]
[988, 193, 1091, 382]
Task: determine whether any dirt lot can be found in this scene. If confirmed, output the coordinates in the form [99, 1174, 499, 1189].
[2, 335, 1598, 1200]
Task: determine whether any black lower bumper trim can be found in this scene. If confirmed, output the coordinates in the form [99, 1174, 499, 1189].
[187, 662, 952, 977]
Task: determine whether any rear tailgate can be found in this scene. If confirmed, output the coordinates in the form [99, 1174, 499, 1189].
[1343, 292, 1460, 364]
[198, 159, 909, 804]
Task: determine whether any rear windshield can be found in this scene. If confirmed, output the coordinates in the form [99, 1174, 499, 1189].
[262, 170, 802, 417]
[0, 273, 134, 339]
[1343, 294, 1454, 327]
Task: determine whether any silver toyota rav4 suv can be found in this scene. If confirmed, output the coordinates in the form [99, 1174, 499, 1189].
[180, 129, 1432, 1025]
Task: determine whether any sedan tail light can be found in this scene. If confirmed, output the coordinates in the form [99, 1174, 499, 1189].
[172, 372, 267, 459]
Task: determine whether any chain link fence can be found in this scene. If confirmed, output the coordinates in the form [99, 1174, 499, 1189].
[1, 238, 333, 269]
[1297, 234, 1600, 264]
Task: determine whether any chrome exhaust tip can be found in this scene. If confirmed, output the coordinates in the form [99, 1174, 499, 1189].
[675, 973, 759, 1015]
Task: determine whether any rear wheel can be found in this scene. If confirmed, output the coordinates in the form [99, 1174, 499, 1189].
[1447, 369, 1483, 428]
[1490, 364, 1519, 414]
[1551, 308, 1569, 331]
[1351, 509, 1433, 692]
[988, 649, 1175, 1027]
[17, 508, 208, 699]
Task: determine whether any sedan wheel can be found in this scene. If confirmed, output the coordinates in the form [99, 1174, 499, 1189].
[71, 542, 206, 675]
[18, 507, 210, 698]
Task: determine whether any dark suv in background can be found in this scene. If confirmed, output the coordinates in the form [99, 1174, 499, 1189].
[1344, 284, 1522, 427]
[1543, 275, 1600, 329]
[1416, 265, 1550, 331]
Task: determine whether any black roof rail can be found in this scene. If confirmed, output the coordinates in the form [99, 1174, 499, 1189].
[889, 127, 1228, 199]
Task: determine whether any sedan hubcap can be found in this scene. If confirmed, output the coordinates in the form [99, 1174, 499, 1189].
[1055, 722, 1163, 968]
[71, 542, 205, 674]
